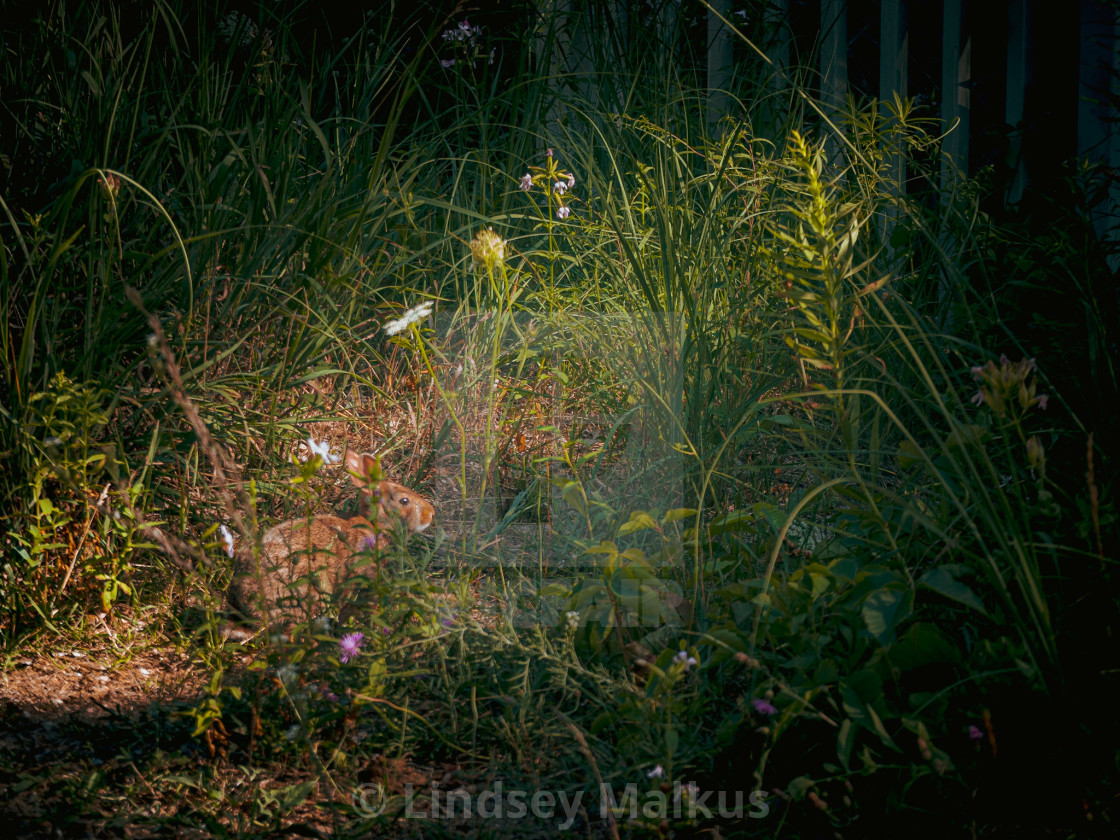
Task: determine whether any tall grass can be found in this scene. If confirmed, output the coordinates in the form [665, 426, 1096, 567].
[1, 1, 1117, 836]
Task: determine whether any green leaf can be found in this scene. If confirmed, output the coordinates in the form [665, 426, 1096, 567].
[661, 508, 698, 525]
[275, 784, 315, 815]
[889, 623, 961, 671]
[837, 718, 856, 772]
[559, 480, 587, 515]
[896, 439, 924, 469]
[861, 587, 912, 645]
[918, 566, 989, 616]
[708, 509, 757, 536]
[618, 511, 658, 535]
[665, 728, 679, 756]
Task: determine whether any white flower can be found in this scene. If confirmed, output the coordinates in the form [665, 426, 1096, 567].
[219, 524, 235, 558]
[219, 11, 258, 46]
[673, 650, 698, 670]
[556, 205, 571, 220]
[384, 301, 433, 335]
[553, 181, 567, 194]
[277, 664, 299, 688]
[565, 610, 580, 629]
[440, 58, 456, 68]
[675, 781, 700, 804]
[647, 764, 664, 779]
[566, 174, 575, 188]
[307, 436, 339, 464]
[519, 173, 532, 191]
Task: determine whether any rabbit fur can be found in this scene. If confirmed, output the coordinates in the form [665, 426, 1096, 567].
[224, 447, 433, 640]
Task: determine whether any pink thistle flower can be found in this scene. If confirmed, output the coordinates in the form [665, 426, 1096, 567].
[752, 698, 778, 716]
[339, 632, 365, 663]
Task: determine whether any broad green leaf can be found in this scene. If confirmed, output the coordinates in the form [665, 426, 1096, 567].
[897, 439, 924, 469]
[919, 566, 989, 616]
[559, 480, 587, 515]
[861, 587, 912, 644]
[661, 508, 698, 525]
[618, 511, 658, 535]
[889, 622, 961, 671]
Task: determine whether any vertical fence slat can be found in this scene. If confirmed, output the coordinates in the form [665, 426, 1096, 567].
[820, 0, 848, 162]
[1005, 0, 1030, 206]
[940, 0, 971, 191]
[1078, 0, 1120, 262]
[880, 0, 908, 247]
[708, 0, 734, 131]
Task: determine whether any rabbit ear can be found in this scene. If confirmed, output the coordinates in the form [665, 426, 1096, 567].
[345, 448, 382, 488]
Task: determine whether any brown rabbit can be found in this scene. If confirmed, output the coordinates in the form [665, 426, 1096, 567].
[224, 447, 434, 640]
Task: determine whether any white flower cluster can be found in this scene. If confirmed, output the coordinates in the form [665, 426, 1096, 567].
[518, 151, 577, 219]
[438, 18, 494, 69]
[219, 11, 258, 46]
[384, 301, 434, 336]
[442, 18, 482, 44]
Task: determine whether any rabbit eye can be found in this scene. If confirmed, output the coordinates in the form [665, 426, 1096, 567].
[400, 497, 410, 506]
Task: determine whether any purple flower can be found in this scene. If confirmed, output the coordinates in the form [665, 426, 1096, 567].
[971, 391, 985, 406]
[556, 205, 571, 220]
[438, 611, 458, 636]
[1036, 393, 1049, 410]
[752, 697, 777, 716]
[339, 632, 364, 663]
[968, 724, 983, 741]
[519, 173, 532, 191]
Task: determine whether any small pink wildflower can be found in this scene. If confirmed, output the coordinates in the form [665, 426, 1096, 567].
[556, 205, 570, 220]
[752, 698, 778, 716]
[339, 632, 365, 663]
